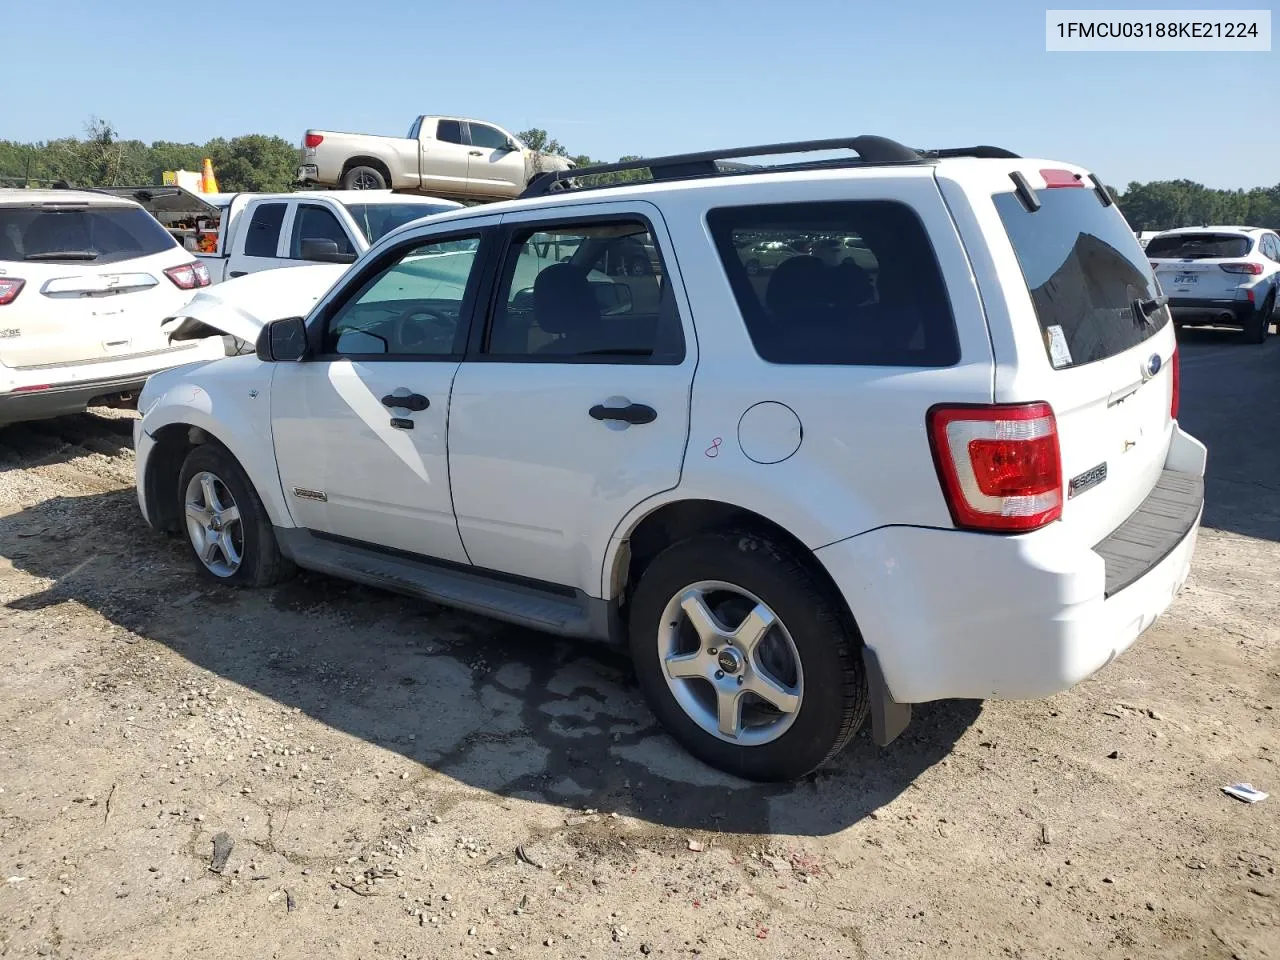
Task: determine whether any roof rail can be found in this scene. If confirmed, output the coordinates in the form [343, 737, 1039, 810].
[923, 145, 1021, 160]
[521, 137, 1020, 198]
[521, 135, 925, 198]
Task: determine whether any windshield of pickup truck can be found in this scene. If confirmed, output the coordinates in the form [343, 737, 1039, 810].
[345, 203, 460, 244]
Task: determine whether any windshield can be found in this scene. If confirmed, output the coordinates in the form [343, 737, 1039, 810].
[1145, 233, 1252, 259]
[344, 203, 458, 243]
[994, 186, 1167, 369]
[0, 204, 177, 265]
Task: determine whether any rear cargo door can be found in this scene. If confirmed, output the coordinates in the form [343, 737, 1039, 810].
[942, 164, 1179, 547]
[0, 202, 191, 368]
[1145, 231, 1253, 300]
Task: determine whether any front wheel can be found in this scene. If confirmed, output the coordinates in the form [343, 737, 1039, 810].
[178, 445, 295, 587]
[628, 533, 868, 781]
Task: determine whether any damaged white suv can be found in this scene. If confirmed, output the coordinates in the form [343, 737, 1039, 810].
[134, 138, 1206, 781]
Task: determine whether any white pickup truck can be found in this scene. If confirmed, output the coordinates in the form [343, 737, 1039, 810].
[97, 187, 460, 283]
[297, 116, 574, 200]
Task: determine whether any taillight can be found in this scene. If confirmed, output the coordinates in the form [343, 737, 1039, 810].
[0, 278, 25, 305]
[164, 262, 212, 290]
[1170, 346, 1180, 420]
[1220, 262, 1264, 275]
[1040, 168, 1085, 188]
[927, 402, 1063, 533]
[304, 133, 324, 149]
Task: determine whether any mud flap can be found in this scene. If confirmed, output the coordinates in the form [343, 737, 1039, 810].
[862, 646, 912, 746]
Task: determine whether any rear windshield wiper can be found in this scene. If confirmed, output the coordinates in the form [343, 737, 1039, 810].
[24, 250, 99, 261]
[1134, 295, 1168, 328]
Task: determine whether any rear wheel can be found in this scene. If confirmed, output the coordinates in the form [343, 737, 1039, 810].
[178, 445, 294, 587]
[1245, 295, 1272, 343]
[341, 165, 387, 190]
[628, 533, 868, 781]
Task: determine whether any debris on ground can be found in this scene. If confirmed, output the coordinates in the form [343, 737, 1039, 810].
[1222, 783, 1268, 804]
[208, 832, 234, 874]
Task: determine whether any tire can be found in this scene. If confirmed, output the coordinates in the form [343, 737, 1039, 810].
[177, 444, 295, 588]
[1245, 295, 1272, 344]
[628, 532, 869, 782]
[341, 165, 387, 191]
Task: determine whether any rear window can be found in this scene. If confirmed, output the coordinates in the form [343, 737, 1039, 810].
[1145, 232, 1252, 259]
[345, 203, 458, 243]
[994, 188, 1166, 369]
[707, 201, 959, 366]
[0, 204, 177, 265]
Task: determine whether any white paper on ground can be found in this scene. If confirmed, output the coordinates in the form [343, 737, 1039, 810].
[1222, 783, 1268, 803]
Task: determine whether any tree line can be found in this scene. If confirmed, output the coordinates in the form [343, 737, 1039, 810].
[3, 120, 1278, 231]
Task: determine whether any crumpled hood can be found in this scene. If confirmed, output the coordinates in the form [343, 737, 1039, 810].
[162, 264, 348, 344]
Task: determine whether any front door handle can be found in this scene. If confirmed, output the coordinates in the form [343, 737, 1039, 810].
[468, 150, 483, 156]
[589, 402, 656, 425]
[229, 271, 247, 278]
[381, 393, 429, 411]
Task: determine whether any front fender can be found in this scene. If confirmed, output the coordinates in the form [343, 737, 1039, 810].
[139, 358, 293, 528]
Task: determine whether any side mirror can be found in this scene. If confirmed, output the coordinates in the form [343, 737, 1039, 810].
[300, 238, 357, 264]
[256, 316, 308, 362]
[506, 138, 519, 152]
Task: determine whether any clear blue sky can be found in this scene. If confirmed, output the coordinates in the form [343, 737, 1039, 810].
[5, 0, 1276, 188]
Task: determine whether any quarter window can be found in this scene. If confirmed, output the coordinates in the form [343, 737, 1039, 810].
[323, 235, 482, 357]
[707, 201, 959, 366]
[484, 219, 684, 363]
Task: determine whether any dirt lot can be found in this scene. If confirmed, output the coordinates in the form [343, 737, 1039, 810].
[1, 329, 1277, 960]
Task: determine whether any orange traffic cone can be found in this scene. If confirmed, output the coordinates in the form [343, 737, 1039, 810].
[200, 158, 219, 194]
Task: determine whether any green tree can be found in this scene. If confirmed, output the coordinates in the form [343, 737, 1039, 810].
[203, 134, 300, 192]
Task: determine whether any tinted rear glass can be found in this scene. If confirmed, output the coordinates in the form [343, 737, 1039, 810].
[994, 188, 1166, 369]
[1144, 233, 1251, 259]
[707, 201, 959, 366]
[345, 203, 458, 243]
[0, 204, 176, 265]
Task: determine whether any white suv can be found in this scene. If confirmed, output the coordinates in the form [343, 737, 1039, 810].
[1146, 225, 1280, 342]
[0, 189, 224, 425]
[133, 138, 1206, 781]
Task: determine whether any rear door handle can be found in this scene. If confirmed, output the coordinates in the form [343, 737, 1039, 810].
[589, 402, 656, 425]
[381, 393, 429, 411]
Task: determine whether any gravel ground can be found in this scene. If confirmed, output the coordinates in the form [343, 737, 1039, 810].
[0, 328, 1277, 959]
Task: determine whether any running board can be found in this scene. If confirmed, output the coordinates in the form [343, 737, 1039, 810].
[274, 528, 610, 640]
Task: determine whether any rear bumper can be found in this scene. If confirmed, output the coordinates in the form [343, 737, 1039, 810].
[297, 164, 320, 183]
[816, 423, 1207, 704]
[0, 372, 150, 425]
[1169, 297, 1252, 325]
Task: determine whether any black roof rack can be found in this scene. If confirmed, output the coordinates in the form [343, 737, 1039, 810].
[520, 136, 1019, 198]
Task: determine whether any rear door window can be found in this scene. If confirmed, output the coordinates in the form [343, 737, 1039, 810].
[993, 187, 1166, 369]
[1145, 233, 1252, 259]
[436, 120, 464, 145]
[0, 204, 177, 265]
[243, 202, 286, 258]
[707, 201, 958, 366]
